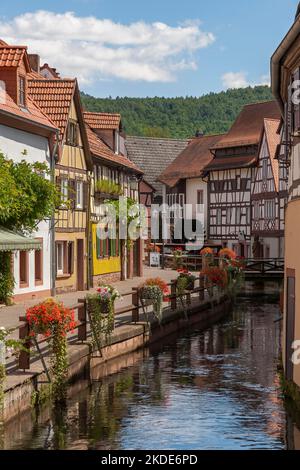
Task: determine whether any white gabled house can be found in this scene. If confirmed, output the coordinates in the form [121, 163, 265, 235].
[0, 41, 57, 301]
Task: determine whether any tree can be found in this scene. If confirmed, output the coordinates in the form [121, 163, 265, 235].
[0, 152, 60, 304]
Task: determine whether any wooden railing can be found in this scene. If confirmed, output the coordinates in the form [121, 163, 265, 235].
[3, 275, 218, 375]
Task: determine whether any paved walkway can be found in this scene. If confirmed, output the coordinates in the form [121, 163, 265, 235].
[0, 267, 178, 330]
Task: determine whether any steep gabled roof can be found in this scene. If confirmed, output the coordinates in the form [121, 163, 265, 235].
[0, 88, 57, 133]
[212, 101, 281, 150]
[158, 134, 224, 187]
[125, 136, 189, 195]
[28, 79, 75, 137]
[0, 45, 30, 70]
[86, 124, 142, 174]
[263, 118, 281, 192]
[84, 112, 121, 130]
[28, 78, 92, 169]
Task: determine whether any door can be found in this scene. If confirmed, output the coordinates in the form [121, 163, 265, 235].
[286, 276, 296, 381]
[77, 239, 84, 291]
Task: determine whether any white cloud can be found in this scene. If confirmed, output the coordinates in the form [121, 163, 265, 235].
[222, 71, 271, 90]
[0, 10, 215, 84]
[222, 72, 249, 89]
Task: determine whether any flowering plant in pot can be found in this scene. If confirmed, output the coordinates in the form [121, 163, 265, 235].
[200, 247, 214, 269]
[139, 278, 170, 322]
[26, 299, 76, 402]
[176, 269, 196, 294]
[201, 266, 228, 297]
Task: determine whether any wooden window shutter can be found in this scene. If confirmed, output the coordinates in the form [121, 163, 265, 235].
[68, 242, 74, 275]
[96, 230, 101, 259]
[69, 179, 76, 209]
[83, 181, 89, 211]
[76, 123, 80, 146]
[55, 176, 62, 208]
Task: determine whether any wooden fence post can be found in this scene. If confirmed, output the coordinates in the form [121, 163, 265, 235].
[171, 280, 177, 310]
[78, 299, 87, 341]
[19, 316, 30, 370]
[132, 288, 139, 323]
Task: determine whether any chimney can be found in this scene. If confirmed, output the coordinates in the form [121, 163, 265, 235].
[195, 129, 204, 138]
[28, 54, 40, 73]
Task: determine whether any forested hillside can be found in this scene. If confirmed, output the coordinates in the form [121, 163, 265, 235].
[81, 86, 273, 139]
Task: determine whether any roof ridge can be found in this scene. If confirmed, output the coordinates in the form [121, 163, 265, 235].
[243, 100, 276, 108]
[127, 135, 188, 142]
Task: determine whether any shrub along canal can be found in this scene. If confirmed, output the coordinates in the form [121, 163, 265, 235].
[2, 298, 300, 450]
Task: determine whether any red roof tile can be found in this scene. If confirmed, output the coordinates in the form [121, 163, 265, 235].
[263, 118, 281, 192]
[0, 46, 29, 69]
[158, 134, 224, 187]
[0, 88, 57, 131]
[212, 101, 281, 150]
[28, 79, 75, 137]
[86, 124, 142, 174]
[84, 112, 121, 130]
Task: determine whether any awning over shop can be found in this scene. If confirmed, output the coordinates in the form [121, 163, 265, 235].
[0, 228, 42, 252]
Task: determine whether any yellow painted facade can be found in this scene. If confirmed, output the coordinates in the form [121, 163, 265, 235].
[55, 96, 90, 292]
[91, 223, 121, 276]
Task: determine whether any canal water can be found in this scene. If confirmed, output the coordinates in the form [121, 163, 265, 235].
[3, 299, 300, 450]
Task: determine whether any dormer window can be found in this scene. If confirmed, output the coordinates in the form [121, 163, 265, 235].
[18, 76, 26, 107]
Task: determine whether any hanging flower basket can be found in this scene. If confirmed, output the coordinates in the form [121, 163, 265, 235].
[177, 270, 196, 293]
[26, 299, 76, 402]
[139, 278, 170, 323]
[87, 284, 121, 341]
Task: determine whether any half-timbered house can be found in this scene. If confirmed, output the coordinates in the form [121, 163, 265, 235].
[205, 101, 280, 257]
[0, 41, 58, 301]
[251, 118, 287, 258]
[83, 113, 143, 284]
[28, 68, 93, 294]
[158, 134, 224, 246]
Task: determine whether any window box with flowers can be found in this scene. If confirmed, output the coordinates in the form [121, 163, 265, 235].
[139, 278, 170, 323]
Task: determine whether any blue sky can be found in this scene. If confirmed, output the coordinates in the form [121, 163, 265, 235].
[0, 0, 298, 97]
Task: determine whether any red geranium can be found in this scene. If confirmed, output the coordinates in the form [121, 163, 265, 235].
[26, 298, 77, 338]
[202, 267, 228, 289]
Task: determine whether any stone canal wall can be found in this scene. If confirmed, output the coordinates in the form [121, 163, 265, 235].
[3, 295, 232, 422]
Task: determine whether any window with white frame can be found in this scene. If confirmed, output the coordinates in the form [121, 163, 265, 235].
[76, 180, 83, 209]
[56, 242, 64, 275]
